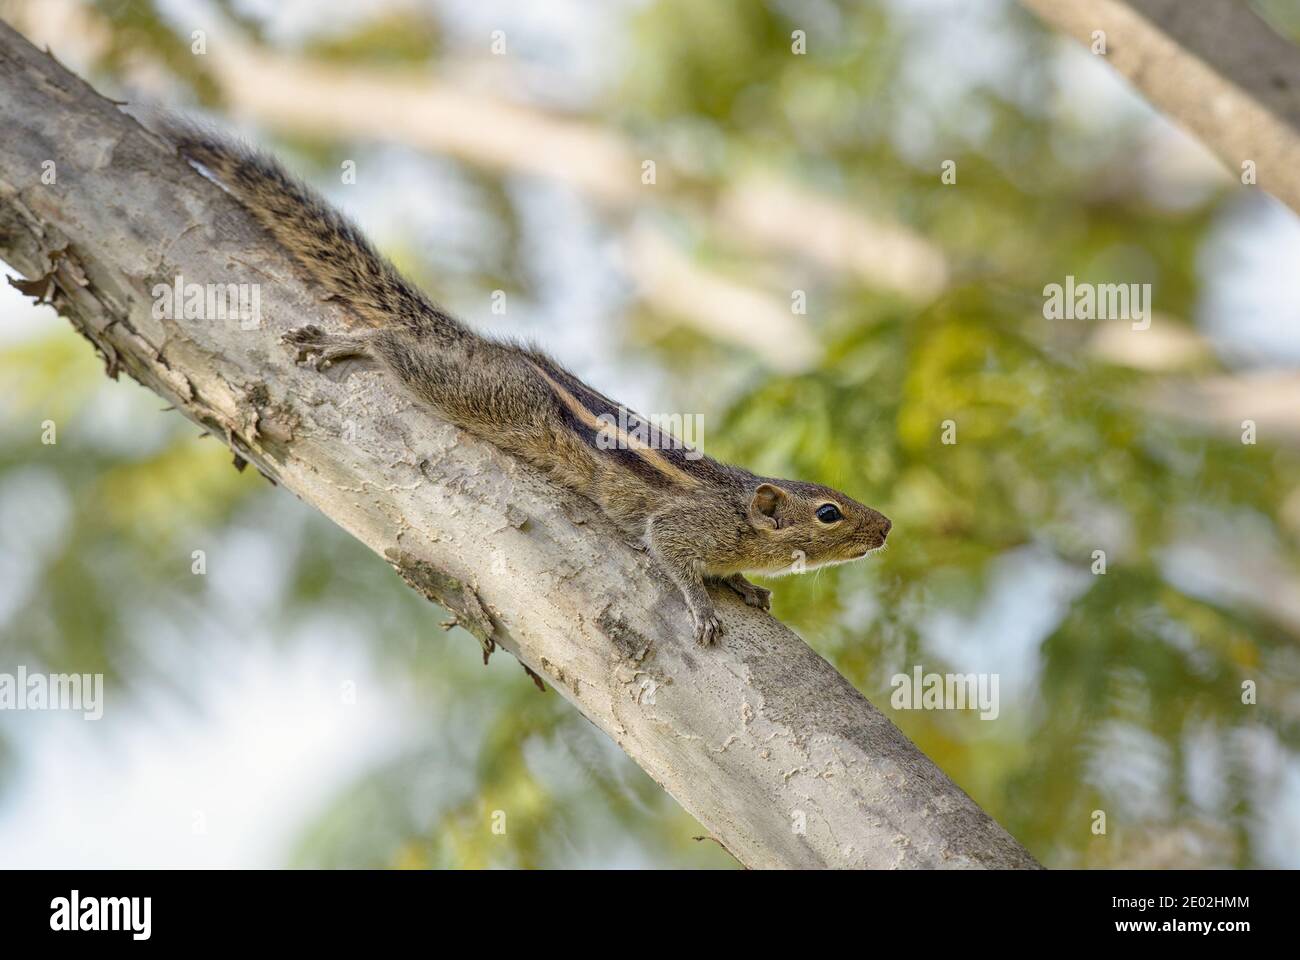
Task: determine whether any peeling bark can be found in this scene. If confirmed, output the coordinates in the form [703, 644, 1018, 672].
[0, 20, 1040, 869]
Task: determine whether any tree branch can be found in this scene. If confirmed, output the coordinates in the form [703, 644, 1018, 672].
[1019, 0, 1300, 216]
[0, 19, 1038, 869]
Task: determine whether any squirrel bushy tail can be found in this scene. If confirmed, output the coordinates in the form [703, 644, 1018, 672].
[157, 118, 467, 346]
[157, 117, 615, 498]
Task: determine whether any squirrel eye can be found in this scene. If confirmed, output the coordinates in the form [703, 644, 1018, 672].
[816, 504, 842, 523]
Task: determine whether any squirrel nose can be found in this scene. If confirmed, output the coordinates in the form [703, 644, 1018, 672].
[879, 516, 892, 538]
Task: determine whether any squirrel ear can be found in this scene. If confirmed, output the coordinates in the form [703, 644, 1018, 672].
[747, 483, 787, 530]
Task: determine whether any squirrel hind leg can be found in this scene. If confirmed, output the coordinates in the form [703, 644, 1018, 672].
[282, 324, 377, 369]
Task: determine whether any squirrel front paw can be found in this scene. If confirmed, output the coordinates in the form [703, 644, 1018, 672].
[741, 586, 771, 610]
[692, 605, 724, 646]
[282, 324, 328, 361]
[724, 575, 772, 611]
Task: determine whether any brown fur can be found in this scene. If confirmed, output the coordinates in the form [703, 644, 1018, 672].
[162, 120, 890, 644]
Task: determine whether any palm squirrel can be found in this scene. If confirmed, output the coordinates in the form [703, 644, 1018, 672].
[163, 123, 891, 645]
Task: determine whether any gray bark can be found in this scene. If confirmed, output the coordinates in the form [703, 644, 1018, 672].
[1020, 0, 1300, 216]
[0, 19, 1039, 869]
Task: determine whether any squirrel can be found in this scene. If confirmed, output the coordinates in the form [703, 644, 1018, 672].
[162, 122, 891, 645]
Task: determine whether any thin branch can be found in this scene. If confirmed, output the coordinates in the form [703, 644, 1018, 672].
[1020, 0, 1300, 215]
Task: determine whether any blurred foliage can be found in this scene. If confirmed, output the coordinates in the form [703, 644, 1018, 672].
[1255, 0, 1300, 43]
[302, 10, 443, 66]
[2, 0, 1299, 869]
[90, 0, 222, 103]
[716, 288, 1299, 866]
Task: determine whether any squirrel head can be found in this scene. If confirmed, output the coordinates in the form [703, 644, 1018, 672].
[743, 480, 890, 574]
